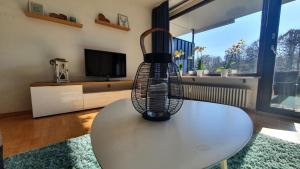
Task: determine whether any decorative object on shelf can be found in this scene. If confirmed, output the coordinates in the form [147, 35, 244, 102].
[118, 13, 129, 28]
[216, 63, 232, 77]
[188, 70, 194, 75]
[217, 56, 236, 77]
[196, 58, 205, 77]
[194, 46, 207, 77]
[178, 63, 183, 76]
[69, 16, 77, 23]
[49, 13, 59, 18]
[58, 14, 67, 20]
[28, 1, 44, 15]
[50, 58, 70, 83]
[97, 13, 110, 23]
[49, 13, 67, 20]
[174, 49, 184, 76]
[95, 13, 129, 31]
[131, 28, 184, 121]
[217, 62, 236, 77]
[220, 69, 229, 77]
[174, 49, 184, 58]
[188, 56, 194, 75]
[217, 39, 245, 77]
[231, 69, 238, 74]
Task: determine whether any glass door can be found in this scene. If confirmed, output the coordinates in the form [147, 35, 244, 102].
[270, 0, 300, 112]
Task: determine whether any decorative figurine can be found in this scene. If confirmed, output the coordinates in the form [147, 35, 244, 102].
[50, 58, 70, 83]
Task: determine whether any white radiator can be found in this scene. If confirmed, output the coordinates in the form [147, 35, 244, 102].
[183, 84, 248, 108]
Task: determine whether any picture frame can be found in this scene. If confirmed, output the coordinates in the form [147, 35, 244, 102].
[118, 14, 129, 28]
[56, 62, 70, 83]
[28, 1, 44, 15]
[50, 58, 70, 83]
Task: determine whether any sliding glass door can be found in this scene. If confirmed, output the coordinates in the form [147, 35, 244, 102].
[270, 0, 300, 112]
[257, 0, 300, 117]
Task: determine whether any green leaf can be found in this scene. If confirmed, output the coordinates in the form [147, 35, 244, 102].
[216, 67, 225, 73]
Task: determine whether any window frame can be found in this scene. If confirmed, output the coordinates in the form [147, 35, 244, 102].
[191, 11, 263, 76]
[171, 0, 300, 117]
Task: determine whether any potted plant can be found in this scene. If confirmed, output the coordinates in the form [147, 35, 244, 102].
[196, 58, 205, 77]
[188, 56, 194, 75]
[178, 63, 183, 76]
[194, 46, 208, 76]
[220, 39, 245, 76]
[216, 60, 236, 77]
[174, 50, 184, 76]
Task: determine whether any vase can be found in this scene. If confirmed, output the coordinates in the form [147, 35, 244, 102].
[221, 69, 229, 77]
[204, 70, 209, 75]
[196, 70, 204, 77]
[179, 70, 183, 76]
[231, 69, 238, 75]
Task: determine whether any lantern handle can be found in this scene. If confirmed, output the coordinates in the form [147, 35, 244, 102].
[140, 28, 173, 55]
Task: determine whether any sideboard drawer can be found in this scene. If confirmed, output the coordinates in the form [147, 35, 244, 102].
[83, 90, 131, 109]
[83, 81, 132, 93]
[31, 85, 83, 118]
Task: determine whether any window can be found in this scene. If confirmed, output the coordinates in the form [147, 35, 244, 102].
[270, 0, 300, 111]
[178, 7, 263, 74]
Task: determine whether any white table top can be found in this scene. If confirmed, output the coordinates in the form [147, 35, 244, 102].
[91, 99, 253, 169]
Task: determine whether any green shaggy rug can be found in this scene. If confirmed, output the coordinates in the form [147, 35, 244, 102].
[4, 134, 300, 169]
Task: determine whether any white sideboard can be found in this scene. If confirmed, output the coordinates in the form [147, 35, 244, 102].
[30, 81, 132, 118]
[83, 90, 131, 109]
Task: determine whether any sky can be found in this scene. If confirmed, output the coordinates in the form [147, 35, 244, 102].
[178, 0, 300, 57]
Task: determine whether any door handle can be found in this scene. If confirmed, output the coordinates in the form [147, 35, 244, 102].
[271, 45, 278, 56]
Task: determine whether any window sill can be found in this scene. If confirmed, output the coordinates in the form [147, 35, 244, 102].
[181, 75, 261, 80]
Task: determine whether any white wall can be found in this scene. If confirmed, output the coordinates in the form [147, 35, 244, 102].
[0, 0, 155, 114]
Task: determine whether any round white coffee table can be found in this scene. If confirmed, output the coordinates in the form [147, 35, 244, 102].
[91, 99, 253, 169]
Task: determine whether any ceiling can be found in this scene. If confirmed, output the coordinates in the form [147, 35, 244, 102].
[133, 0, 166, 8]
[169, 0, 187, 8]
[170, 0, 293, 37]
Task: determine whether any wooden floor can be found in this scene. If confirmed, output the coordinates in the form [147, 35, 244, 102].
[0, 108, 300, 158]
[0, 109, 99, 158]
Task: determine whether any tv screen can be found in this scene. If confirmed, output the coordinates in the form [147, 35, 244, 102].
[85, 49, 126, 77]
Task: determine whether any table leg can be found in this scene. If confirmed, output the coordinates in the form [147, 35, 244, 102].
[220, 160, 228, 169]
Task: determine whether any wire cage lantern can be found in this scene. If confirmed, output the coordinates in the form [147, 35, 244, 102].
[131, 28, 184, 121]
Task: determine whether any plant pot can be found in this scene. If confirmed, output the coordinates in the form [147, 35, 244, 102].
[179, 70, 183, 76]
[196, 70, 204, 77]
[231, 69, 238, 74]
[204, 70, 209, 75]
[188, 70, 194, 75]
[221, 69, 229, 77]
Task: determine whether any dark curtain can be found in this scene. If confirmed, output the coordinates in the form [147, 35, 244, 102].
[256, 0, 281, 111]
[152, 1, 170, 53]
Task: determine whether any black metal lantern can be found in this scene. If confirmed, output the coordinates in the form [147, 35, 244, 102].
[131, 28, 184, 121]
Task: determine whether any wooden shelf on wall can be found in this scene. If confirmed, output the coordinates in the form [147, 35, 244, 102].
[24, 12, 83, 28]
[95, 19, 130, 31]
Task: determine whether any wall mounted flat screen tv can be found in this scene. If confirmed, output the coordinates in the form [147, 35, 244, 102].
[85, 49, 126, 78]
